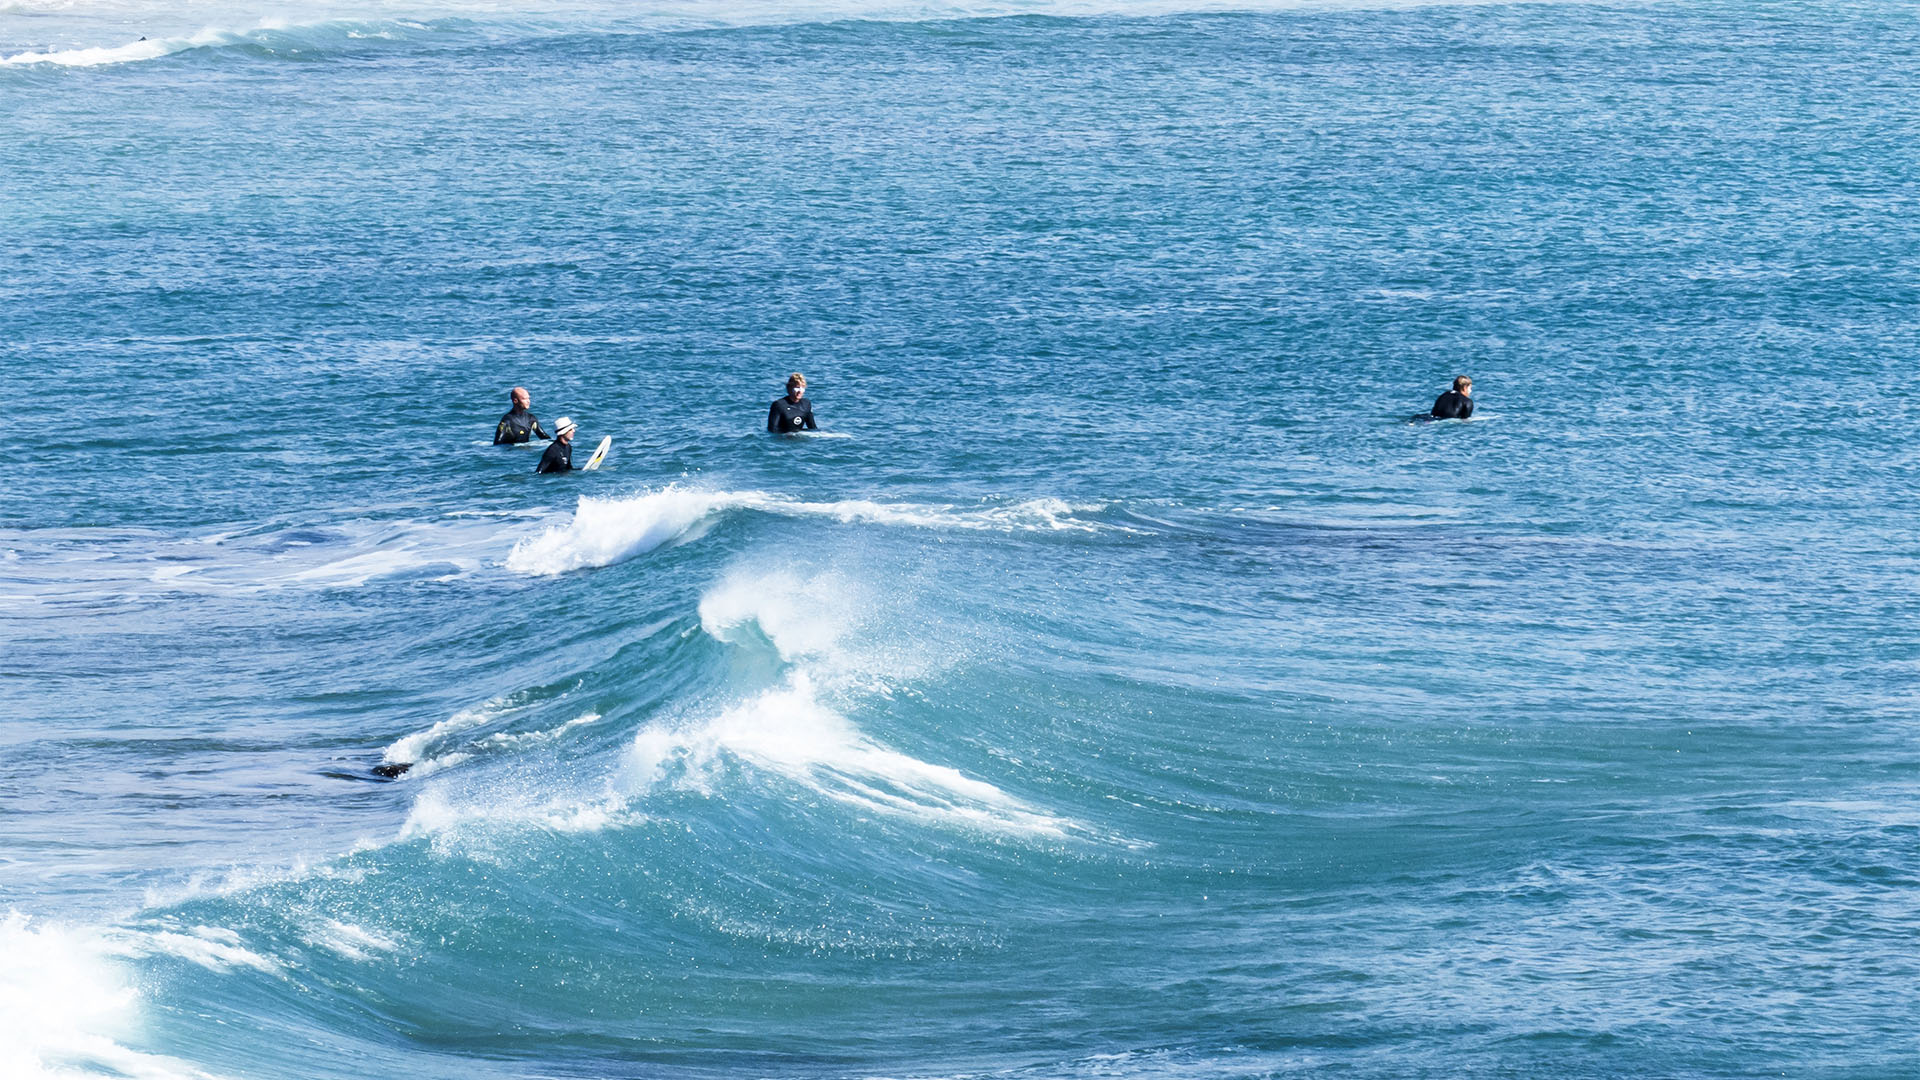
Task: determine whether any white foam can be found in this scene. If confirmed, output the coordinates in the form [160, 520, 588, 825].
[0, 912, 218, 1080]
[383, 698, 508, 767]
[2, 32, 196, 66]
[505, 488, 740, 576]
[505, 487, 1105, 576]
[699, 571, 853, 661]
[624, 672, 1071, 837]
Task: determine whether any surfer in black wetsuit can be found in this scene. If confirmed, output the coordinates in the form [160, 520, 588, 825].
[767, 372, 818, 433]
[537, 417, 577, 473]
[1431, 375, 1474, 420]
[494, 386, 551, 445]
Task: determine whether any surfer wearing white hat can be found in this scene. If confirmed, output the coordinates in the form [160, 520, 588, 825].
[537, 417, 578, 473]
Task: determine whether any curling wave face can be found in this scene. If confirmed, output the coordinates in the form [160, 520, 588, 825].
[382, 567, 1072, 839]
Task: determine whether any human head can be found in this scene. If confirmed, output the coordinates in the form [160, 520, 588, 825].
[786, 373, 806, 399]
[510, 386, 531, 409]
[1453, 375, 1472, 394]
[553, 416, 576, 442]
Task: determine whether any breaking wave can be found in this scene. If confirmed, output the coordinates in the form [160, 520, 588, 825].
[504, 487, 1106, 575]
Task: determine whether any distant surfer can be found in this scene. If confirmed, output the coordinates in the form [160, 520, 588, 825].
[767, 372, 818, 433]
[494, 386, 551, 445]
[537, 417, 578, 473]
[1430, 375, 1474, 420]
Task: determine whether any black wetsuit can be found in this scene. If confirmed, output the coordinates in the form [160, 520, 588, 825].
[495, 406, 550, 445]
[1430, 391, 1474, 420]
[537, 438, 574, 473]
[768, 395, 817, 433]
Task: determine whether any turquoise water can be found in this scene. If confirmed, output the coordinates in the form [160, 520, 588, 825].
[6, 1, 1920, 1076]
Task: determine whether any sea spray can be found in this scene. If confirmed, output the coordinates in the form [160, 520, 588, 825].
[0, 914, 210, 1080]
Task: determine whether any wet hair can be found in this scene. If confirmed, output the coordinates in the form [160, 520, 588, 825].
[1453, 375, 1472, 391]
[787, 373, 807, 390]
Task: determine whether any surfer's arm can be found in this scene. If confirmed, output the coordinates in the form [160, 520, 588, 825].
[494, 418, 511, 444]
[534, 421, 551, 440]
[803, 406, 817, 431]
[768, 402, 782, 432]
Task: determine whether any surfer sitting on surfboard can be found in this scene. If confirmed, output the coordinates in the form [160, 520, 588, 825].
[494, 386, 551, 444]
[537, 417, 578, 473]
[767, 372, 818, 433]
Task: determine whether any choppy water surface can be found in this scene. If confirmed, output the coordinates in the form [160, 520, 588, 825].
[5, 1, 1920, 1076]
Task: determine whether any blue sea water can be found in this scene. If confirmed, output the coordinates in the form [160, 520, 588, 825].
[5, 0, 1920, 1076]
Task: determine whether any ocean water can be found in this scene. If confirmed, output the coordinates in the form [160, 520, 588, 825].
[6, 0, 1920, 1076]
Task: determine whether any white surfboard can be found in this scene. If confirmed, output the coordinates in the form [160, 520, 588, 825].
[582, 435, 611, 471]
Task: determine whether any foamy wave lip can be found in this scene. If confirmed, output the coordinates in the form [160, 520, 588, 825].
[506, 486, 1107, 576]
[625, 671, 1072, 838]
[699, 571, 852, 661]
[0, 911, 225, 1080]
[506, 488, 742, 576]
[383, 699, 506, 768]
[382, 688, 595, 774]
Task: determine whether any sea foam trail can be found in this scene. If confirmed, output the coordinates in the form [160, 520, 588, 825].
[504, 487, 1104, 576]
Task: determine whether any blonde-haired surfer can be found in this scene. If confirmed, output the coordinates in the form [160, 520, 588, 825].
[767, 372, 818, 433]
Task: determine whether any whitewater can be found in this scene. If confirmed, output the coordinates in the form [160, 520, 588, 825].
[7, 0, 1920, 1077]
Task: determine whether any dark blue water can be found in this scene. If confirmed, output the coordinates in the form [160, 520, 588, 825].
[6, 1, 1920, 1077]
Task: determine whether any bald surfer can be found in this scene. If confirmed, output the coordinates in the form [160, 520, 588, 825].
[1430, 375, 1474, 420]
[494, 386, 551, 445]
[537, 417, 578, 473]
[767, 373, 818, 433]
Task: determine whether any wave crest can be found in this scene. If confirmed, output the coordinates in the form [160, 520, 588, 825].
[505, 487, 1105, 576]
